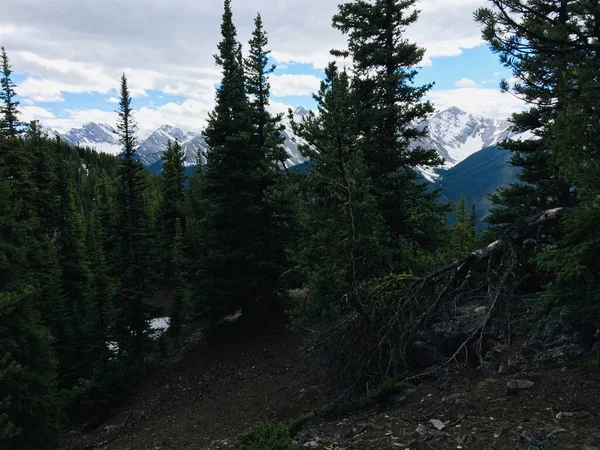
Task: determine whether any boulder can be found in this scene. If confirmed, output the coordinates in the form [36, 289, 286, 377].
[506, 379, 535, 395]
[523, 311, 586, 366]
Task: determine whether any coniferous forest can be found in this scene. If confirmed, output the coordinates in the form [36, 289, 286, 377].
[1, 0, 600, 448]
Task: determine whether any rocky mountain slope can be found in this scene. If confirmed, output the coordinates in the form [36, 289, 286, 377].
[414, 106, 514, 168]
[54, 106, 515, 174]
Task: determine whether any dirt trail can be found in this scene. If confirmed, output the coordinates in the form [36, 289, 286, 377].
[65, 312, 334, 449]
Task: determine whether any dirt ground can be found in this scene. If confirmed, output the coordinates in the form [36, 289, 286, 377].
[63, 311, 335, 450]
[63, 310, 600, 450]
[294, 365, 600, 449]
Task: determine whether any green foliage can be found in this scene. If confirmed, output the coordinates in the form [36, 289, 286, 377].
[238, 422, 297, 450]
[477, 0, 600, 321]
[332, 0, 448, 263]
[0, 47, 21, 138]
[192, 0, 290, 320]
[290, 63, 392, 325]
[447, 196, 478, 258]
[169, 218, 187, 344]
[114, 74, 151, 370]
[160, 140, 186, 280]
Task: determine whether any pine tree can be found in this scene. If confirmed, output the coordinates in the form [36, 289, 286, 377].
[476, 1, 577, 233]
[195, 0, 287, 319]
[160, 140, 186, 280]
[291, 62, 391, 321]
[114, 73, 149, 370]
[331, 0, 447, 269]
[245, 13, 288, 166]
[476, 0, 600, 317]
[449, 196, 476, 257]
[0, 53, 59, 447]
[0, 47, 21, 138]
[169, 218, 186, 345]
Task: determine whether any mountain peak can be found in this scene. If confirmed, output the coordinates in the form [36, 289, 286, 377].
[293, 106, 309, 117]
[441, 106, 467, 116]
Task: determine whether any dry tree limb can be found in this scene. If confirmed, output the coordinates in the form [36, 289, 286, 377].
[312, 207, 575, 392]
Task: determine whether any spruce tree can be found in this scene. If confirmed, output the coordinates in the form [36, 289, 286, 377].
[449, 196, 476, 257]
[0, 52, 59, 447]
[291, 63, 391, 320]
[196, 0, 287, 319]
[476, 0, 577, 233]
[169, 218, 186, 345]
[331, 0, 447, 269]
[245, 13, 288, 166]
[476, 0, 600, 317]
[160, 140, 186, 280]
[114, 73, 149, 370]
[0, 47, 21, 138]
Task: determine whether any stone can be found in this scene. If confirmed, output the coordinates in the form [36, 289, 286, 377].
[515, 433, 560, 450]
[506, 379, 535, 395]
[429, 419, 446, 431]
[523, 312, 586, 366]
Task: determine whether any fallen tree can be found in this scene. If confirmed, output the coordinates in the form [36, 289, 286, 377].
[311, 207, 575, 393]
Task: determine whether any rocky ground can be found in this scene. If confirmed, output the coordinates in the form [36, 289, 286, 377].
[293, 364, 600, 450]
[63, 304, 600, 450]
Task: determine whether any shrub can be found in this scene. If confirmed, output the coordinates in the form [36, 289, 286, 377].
[238, 422, 297, 450]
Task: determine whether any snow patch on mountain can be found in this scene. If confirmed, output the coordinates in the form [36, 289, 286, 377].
[414, 106, 514, 170]
[53, 106, 518, 176]
[63, 123, 122, 156]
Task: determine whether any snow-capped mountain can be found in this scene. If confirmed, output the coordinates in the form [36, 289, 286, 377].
[59, 106, 311, 169]
[136, 125, 199, 166]
[54, 106, 515, 174]
[414, 106, 514, 168]
[62, 123, 122, 155]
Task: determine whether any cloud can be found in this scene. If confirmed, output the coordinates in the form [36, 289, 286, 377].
[3, 0, 494, 130]
[455, 78, 478, 88]
[428, 87, 525, 118]
[270, 74, 321, 97]
[20, 105, 56, 122]
[106, 97, 120, 104]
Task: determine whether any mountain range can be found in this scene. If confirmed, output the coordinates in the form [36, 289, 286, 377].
[51, 106, 521, 219]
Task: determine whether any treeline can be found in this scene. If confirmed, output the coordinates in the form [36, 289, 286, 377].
[2, 0, 598, 447]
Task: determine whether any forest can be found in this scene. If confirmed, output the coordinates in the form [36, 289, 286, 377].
[1, 0, 599, 448]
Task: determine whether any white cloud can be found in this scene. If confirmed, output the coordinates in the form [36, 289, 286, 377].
[20, 105, 56, 122]
[455, 78, 478, 88]
[106, 97, 119, 104]
[428, 87, 525, 118]
[3, 0, 495, 129]
[270, 74, 321, 97]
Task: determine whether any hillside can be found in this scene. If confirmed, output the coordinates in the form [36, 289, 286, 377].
[434, 145, 520, 221]
[62, 300, 600, 450]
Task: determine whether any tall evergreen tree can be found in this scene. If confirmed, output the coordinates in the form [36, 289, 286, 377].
[169, 218, 186, 345]
[245, 13, 288, 166]
[160, 140, 186, 280]
[195, 0, 288, 319]
[0, 47, 21, 138]
[476, 2, 577, 231]
[0, 50, 59, 448]
[114, 73, 149, 370]
[291, 63, 391, 321]
[477, 0, 600, 316]
[449, 196, 477, 257]
[331, 0, 447, 269]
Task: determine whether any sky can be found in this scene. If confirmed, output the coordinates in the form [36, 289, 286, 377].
[1, 0, 525, 134]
